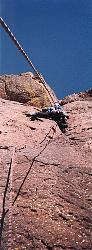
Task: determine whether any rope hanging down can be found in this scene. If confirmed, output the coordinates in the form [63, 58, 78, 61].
[0, 17, 58, 104]
[8, 147, 15, 250]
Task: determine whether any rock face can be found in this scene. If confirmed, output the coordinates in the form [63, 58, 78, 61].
[0, 90, 92, 250]
[60, 89, 92, 105]
[0, 72, 57, 108]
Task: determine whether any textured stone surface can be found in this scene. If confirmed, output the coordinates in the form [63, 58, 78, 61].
[0, 90, 92, 250]
[60, 89, 92, 105]
[0, 72, 57, 108]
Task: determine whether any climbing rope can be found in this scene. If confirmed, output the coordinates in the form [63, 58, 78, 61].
[0, 17, 58, 105]
[8, 147, 15, 250]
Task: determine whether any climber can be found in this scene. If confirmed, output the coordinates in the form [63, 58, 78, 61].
[29, 103, 69, 133]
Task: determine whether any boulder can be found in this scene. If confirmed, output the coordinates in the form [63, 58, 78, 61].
[0, 72, 57, 108]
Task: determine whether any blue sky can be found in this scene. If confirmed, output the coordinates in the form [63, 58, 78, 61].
[0, 0, 92, 98]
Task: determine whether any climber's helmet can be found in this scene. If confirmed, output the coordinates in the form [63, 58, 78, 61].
[54, 103, 63, 110]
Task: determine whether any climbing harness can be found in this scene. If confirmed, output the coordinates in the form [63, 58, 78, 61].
[0, 17, 58, 105]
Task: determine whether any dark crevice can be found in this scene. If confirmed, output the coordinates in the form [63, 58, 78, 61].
[0, 145, 9, 150]
[41, 239, 53, 250]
